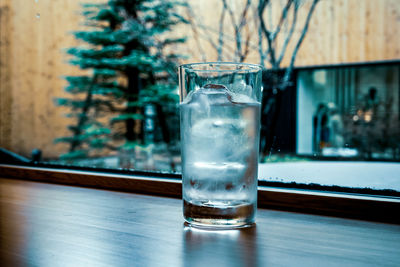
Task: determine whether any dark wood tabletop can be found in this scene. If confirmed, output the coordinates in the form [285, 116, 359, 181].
[1, 177, 400, 267]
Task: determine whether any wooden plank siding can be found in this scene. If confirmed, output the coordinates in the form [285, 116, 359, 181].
[0, 0, 12, 151]
[0, 0, 399, 158]
[0, 0, 103, 158]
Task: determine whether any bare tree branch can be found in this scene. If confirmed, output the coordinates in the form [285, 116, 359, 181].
[252, 5, 265, 66]
[238, 0, 252, 29]
[199, 28, 220, 52]
[184, 0, 318, 70]
[186, 0, 255, 62]
[240, 23, 251, 62]
[258, 0, 278, 68]
[284, 0, 319, 82]
[222, 0, 241, 61]
[221, 0, 252, 62]
[238, 0, 252, 62]
[195, 24, 238, 56]
[276, 0, 298, 66]
[186, 16, 261, 55]
[281, 2, 290, 34]
[184, 1, 207, 61]
[270, 0, 294, 42]
[217, 6, 226, 61]
[222, 0, 237, 27]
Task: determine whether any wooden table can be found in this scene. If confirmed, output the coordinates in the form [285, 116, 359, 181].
[1, 178, 400, 266]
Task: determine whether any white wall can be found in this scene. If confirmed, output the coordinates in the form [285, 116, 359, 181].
[296, 71, 314, 154]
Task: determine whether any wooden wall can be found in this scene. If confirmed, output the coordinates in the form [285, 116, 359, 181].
[181, 0, 400, 66]
[0, 0, 103, 159]
[0, 0, 399, 159]
[294, 0, 400, 66]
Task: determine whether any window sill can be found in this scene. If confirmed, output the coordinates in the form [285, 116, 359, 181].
[1, 164, 399, 224]
[2, 177, 399, 266]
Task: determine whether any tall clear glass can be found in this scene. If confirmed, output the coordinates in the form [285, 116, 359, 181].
[179, 62, 263, 228]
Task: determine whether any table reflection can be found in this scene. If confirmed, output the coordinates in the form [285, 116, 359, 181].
[183, 223, 260, 267]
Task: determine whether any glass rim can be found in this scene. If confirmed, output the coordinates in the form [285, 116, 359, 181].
[179, 62, 263, 72]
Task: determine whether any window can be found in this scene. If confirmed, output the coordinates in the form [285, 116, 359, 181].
[258, 62, 400, 195]
[1, 0, 399, 199]
[297, 64, 399, 160]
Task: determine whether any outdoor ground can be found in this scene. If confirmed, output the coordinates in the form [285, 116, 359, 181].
[258, 161, 400, 191]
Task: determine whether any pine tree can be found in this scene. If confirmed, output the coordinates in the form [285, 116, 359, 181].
[55, 0, 186, 160]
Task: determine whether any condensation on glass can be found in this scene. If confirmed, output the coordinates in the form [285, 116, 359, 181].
[179, 62, 263, 228]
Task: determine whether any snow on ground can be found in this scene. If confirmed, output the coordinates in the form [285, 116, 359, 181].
[258, 161, 400, 191]
[56, 156, 400, 192]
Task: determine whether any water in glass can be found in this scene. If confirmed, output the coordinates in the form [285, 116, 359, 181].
[180, 85, 260, 227]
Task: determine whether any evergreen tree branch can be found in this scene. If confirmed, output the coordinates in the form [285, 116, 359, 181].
[68, 75, 98, 153]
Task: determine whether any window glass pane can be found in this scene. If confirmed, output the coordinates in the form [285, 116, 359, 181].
[297, 65, 399, 160]
[258, 64, 400, 193]
[0, 0, 399, 195]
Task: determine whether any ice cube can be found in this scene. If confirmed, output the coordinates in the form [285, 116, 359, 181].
[182, 83, 258, 106]
[229, 92, 258, 104]
[188, 117, 250, 163]
[182, 84, 231, 105]
[181, 84, 234, 118]
[226, 80, 259, 104]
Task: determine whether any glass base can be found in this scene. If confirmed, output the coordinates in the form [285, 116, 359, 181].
[183, 199, 255, 229]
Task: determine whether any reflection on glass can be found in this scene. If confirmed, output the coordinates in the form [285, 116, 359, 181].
[297, 65, 400, 160]
[183, 224, 260, 267]
[258, 64, 400, 192]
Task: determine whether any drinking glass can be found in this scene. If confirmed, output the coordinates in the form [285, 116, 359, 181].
[179, 62, 263, 228]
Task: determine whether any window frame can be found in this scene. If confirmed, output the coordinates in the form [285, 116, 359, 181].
[1, 163, 399, 225]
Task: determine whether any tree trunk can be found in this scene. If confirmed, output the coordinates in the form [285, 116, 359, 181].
[125, 67, 141, 142]
[261, 88, 282, 157]
[260, 70, 288, 158]
[69, 76, 96, 152]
